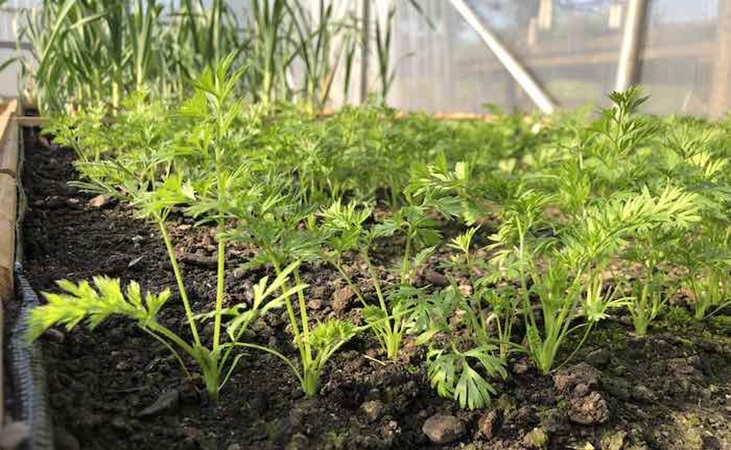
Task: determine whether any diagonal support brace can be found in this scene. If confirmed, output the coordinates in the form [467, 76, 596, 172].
[449, 0, 557, 114]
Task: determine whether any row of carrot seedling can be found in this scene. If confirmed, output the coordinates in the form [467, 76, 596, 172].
[28, 63, 730, 409]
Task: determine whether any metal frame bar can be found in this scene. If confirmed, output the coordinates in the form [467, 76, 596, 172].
[359, 0, 370, 104]
[448, 0, 556, 114]
[615, 0, 649, 92]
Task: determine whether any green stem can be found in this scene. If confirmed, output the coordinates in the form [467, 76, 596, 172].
[363, 252, 389, 314]
[554, 322, 593, 372]
[158, 219, 201, 347]
[141, 326, 192, 379]
[332, 256, 367, 305]
[400, 228, 412, 285]
[302, 368, 319, 398]
[272, 261, 302, 346]
[363, 251, 400, 359]
[236, 342, 304, 386]
[213, 222, 226, 354]
[294, 270, 312, 362]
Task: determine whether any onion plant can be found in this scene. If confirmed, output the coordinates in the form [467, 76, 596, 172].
[371, 0, 432, 104]
[13, 0, 367, 114]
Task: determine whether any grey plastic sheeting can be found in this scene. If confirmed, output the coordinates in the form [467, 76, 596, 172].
[388, 0, 726, 116]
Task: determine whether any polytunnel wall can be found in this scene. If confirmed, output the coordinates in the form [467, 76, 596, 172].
[1, 0, 730, 117]
[388, 0, 729, 117]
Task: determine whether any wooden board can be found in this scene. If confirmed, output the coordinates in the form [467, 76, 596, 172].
[0, 100, 18, 426]
[0, 173, 16, 300]
[0, 116, 19, 178]
[0, 100, 18, 298]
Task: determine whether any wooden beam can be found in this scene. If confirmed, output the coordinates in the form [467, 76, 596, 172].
[15, 116, 50, 128]
[710, 0, 731, 118]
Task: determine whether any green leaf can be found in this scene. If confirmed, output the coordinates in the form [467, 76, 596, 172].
[28, 278, 169, 341]
[454, 362, 497, 410]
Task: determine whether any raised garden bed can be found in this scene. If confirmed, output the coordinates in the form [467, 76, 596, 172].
[13, 122, 731, 450]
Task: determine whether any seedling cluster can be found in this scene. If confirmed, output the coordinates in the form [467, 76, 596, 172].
[29, 63, 730, 411]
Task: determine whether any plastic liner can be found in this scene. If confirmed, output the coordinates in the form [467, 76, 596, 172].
[6, 126, 53, 450]
[8, 268, 54, 450]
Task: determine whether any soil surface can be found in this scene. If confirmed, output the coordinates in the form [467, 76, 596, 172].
[11, 128, 731, 450]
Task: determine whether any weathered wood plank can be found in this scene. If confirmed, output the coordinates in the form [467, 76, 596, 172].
[0, 99, 19, 428]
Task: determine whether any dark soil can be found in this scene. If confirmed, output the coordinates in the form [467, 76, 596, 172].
[11, 128, 731, 450]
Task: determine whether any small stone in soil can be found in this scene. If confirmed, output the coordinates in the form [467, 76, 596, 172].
[0, 422, 30, 450]
[568, 391, 610, 425]
[477, 410, 501, 438]
[115, 360, 131, 371]
[574, 382, 590, 397]
[43, 328, 66, 343]
[522, 427, 549, 448]
[332, 286, 355, 312]
[361, 400, 386, 422]
[138, 389, 180, 417]
[511, 357, 531, 376]
[422, 414, 465, 445]
[539, 408, 569, 434]
[286, 433, 309, 450]
[585, 348, 612, 368]
[601, 430, 627, 450]
[87, 194, 112, 208]
[553, 362, 601, 392]
[307, 298, 323, 310]
[424, 270, 449, 287]
[54, 427, 81, 450]
[631, 384, 656, 403]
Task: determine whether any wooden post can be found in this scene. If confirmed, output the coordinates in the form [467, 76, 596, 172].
[615, 0, 648, 92]
[538, 0, 553, 30]
[710, 0, 731, 118]
[0, 99, 19, 427]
